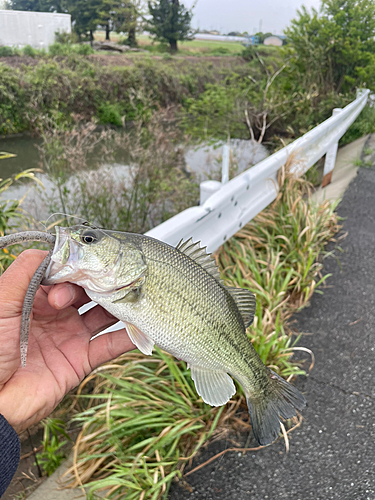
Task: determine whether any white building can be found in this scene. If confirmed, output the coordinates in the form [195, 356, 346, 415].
[0, 10, 71, 49]
[263, 35, 283, 47]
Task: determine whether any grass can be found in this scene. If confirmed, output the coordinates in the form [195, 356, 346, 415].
[94, 31, 282, 57]
[62, 164, 340, 499]
[218, 167, 340, 375]
[93, 31, 246, 55]
[138, 36, 245, 55]
[65, 351, 227, 499]
[0, 169, 42, 271]
[353, 157, 372, 168]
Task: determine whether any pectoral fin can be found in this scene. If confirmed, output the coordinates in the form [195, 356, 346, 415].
[190, 365, 236, 406]
[126, 322, 154, 355]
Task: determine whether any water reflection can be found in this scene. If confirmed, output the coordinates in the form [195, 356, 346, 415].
[0, 135, 41, 179]
[1, 134, 268, 223]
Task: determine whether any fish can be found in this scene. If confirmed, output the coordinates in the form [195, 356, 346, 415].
[43, 224, 306, 446]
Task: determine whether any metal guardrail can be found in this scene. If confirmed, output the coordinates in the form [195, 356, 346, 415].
[147, 89, 369, 252]
[91, 89, 369, 332]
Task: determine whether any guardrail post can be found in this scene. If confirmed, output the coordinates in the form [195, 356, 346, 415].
[322, 108, 342, 187]
[221, 145, 230, 184]
[199, 180, 222, 205]
[199, 145, 231, 205]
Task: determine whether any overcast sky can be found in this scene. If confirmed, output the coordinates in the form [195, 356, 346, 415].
[184, 0, 322, 35]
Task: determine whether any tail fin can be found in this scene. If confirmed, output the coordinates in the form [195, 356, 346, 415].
[246, 370, 306, 446]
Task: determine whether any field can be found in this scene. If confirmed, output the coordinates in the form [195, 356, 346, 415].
[94, 31, 265, 55]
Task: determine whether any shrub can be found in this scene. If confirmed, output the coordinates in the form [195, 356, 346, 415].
[0, 46, 17, 57]
[97, 102, 124, 127]
[22, 45, 38, 57]
[54, 31, 80, 45]
[49, 42, 94, 57]
[0, 64, 26, 134]
[340, 104, 375, 146]
[242, 44, 256, 61]
[38, 113, 199, 233]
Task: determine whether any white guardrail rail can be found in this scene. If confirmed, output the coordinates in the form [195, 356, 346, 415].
[93, 89, 369, 332]
[147, 89, 369, 252]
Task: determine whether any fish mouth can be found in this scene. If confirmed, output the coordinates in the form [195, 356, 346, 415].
[42, 226, 83, 285]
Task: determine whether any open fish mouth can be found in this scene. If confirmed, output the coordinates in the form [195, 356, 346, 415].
[42, 226, 83, 285]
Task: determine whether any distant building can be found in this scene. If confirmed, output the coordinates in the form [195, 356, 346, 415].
[263, 35, 283, 47]
[244, 35, 260, 46]
[0, 10, 71, 49]
[195, 33, 246, 43]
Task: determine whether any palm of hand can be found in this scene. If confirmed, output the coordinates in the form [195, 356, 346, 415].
[0, 250, 134, 431]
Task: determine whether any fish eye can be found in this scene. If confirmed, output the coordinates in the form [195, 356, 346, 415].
[81, 230, 98, 244]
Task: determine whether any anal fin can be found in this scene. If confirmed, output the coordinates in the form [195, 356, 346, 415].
[125, 322, 154, 356]
[190, 365, 236, 406]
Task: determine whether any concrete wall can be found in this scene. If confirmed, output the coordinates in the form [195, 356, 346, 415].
[0, 10, 71, 49]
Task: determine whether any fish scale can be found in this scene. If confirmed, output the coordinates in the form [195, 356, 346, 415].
[43, 224, 306, 446]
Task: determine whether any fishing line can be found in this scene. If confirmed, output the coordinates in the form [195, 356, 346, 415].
[41, 212, 93, 231]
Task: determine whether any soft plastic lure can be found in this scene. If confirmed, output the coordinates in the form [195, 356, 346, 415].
[0, 231, 56, 366]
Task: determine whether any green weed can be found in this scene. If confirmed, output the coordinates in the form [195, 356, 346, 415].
[66, 351, 225, 499]
[353, 158, 372, 168]
[0, 169, 42, 271]
[0, 46, 18, 57]
[49, 42, 94, 56]
[218, 168, 339, 372]
[97, 102, 124, 127]
[340, 104, 375, 146]
[36, 418, 71, 476]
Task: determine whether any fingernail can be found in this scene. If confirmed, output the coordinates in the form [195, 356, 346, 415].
[55, 284, 76, 308]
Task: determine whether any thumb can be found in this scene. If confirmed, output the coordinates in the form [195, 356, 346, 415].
[0, 249, 48, 317]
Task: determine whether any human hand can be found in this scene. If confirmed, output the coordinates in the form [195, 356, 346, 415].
[0, 249, 135, 432]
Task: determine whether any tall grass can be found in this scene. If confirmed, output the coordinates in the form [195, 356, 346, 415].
[63, 167, 340, 499]
[218, 167, 340, 375]
[66, 352, 228, 499]
[39, 112, 199, 233]
[0, 169, 42, 271]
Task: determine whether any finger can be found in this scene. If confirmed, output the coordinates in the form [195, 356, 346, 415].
[0, 250, 47, 315]
[47, 283, 89, 310]
[88, 328, 136, 369]
[80, 304, 119, 335]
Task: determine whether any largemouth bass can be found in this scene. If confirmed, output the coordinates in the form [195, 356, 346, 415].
[43, 225, 305, 445]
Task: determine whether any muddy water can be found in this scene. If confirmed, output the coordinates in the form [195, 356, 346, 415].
[1, 134, 268, 222]
[0, 135, 41, 179]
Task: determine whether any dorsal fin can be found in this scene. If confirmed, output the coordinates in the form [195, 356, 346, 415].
[176, 238, 222, 282]
[226, 287, 256, 328]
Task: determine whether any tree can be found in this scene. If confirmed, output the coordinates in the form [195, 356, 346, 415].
[285, 0, 375, 93]
[97, 0, 140, 44]
[112, 0, 140, 46]
[5, 0, 64, 10]
[97, 0, 113, 40]
[254, 31, 272, 43]
[148, 0, 193, 53]
[63, 0, 102, 40]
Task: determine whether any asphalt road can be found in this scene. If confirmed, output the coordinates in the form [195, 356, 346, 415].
[169, 165, 375, 500]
